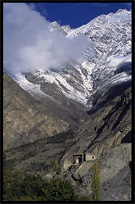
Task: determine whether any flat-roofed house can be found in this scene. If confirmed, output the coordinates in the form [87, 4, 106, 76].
[73, 152, 96, 164]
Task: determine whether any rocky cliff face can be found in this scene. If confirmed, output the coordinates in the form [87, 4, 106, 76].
[59, 80, 131, 201]
[3, 73, 88, 150]
[60, 80, 131, 162]
[4, 74, 132, 200]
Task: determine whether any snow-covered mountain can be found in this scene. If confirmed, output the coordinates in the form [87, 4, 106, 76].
[6, 9, 131, 110]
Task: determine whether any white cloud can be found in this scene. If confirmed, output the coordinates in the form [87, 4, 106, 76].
[28, 3, 48, 17]
[4, 3, 91, 76]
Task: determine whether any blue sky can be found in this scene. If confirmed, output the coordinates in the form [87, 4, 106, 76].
[27, 2, 132, 28]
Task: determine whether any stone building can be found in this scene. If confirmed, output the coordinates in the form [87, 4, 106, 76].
[62, 153, 96, 172]
[73, 152, 96, 164]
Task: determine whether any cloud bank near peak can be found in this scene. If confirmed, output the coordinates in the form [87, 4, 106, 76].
[4, 3, 91, 76]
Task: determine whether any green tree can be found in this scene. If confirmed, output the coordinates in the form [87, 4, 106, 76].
[91, 160, 101, 201]
[3, 153, 75, 201]
[49, 159, 60, 172]
[42, 177, 75, 201]
[74, 195, 92, 201]
[3, 162, 75, 201]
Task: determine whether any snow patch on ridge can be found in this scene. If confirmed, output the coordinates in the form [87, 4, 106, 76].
[107, 54, 131, 67]
[15, 74, 55, 101]
[29, 65, 93, 105]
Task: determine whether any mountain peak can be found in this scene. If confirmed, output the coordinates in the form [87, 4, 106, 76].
[50, 21, 60, 27]
[50, 21, 67, 35]
[116, 8, 129, 14]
